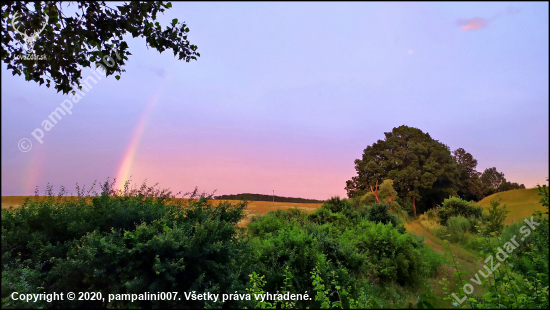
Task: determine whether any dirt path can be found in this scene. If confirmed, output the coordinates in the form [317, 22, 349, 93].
[406, 218, 482, 267]
[406, 218, 488, 307]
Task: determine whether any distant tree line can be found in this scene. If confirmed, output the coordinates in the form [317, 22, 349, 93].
[213, 193, 324, 204]
[345, 125, 525, 216]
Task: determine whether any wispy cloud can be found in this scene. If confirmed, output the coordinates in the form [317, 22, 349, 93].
[456, 6, 521, 31]
[456, 17, 490, 31]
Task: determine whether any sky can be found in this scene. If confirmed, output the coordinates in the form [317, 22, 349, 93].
[1, 2, 548, 200]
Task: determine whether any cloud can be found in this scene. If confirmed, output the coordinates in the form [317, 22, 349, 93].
[456, 6, 520, 32]
[456, 17, 490, 31]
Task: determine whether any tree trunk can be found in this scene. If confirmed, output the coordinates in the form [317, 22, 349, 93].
[370, 180, 380, 203]
[412, 197, 416, 217]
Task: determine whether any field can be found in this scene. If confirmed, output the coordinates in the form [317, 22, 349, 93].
[232, 200, 322, 226]
[476, 188, 545, 224]
[1, 196, 323, 227]
[2, 196, 48, 208]
[1, 196, 87, 209]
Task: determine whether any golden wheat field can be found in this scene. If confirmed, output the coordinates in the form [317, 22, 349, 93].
[477, 188, 546, 224]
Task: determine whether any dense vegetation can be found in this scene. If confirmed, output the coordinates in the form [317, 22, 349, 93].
[345, 125, 525, 216]
[2, 181, 250, 308]
[2, 178, 548, 309]
[2, 179, 444, 309]
[214, 193, 323, 203]
[430, 184, 549, 309]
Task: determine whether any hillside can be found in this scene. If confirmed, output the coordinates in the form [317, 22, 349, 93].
[477, 188, 546, 224]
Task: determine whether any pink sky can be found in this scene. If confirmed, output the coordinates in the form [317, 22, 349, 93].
[2, 2, 548, 200]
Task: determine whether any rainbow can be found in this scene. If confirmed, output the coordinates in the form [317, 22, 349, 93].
[114, 93, 160, 191]
[113, 61, 180, 192]
[24, 150, 43, 195]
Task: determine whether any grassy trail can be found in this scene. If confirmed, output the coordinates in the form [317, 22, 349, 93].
[406, 218, 487, 308]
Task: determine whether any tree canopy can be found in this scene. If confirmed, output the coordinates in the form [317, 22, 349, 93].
[1, 1, 200, 95]
[480, 167, 506, 192]
[452, 147, 484, 201]
[480, 167, 525, 195]
[345, 125, 459, 216]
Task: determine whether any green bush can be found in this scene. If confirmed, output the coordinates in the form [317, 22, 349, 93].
[501, 182, 549, 290]
[2, 179, 448, 309]
[446, 216, 472, 243]
[366, 203, 399, 228]
[342, 220, 427, 285]
[321, 196, 353, 213]
[307, 207, 350, 226]
[436, 196, 483, 226]
[440, 180, 549, 309]
[480, 199, 509, 235]
[247, 202, 442, 307]
[359, 192, 377, 207]
[1, 180, 251, 309]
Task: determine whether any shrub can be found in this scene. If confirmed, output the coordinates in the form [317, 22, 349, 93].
[350, 195, 363, 210]
[1, 180, 251, 309]
[481, 199, 509, 235]
[436, 196, 483, 226]
[342, 220, 428, 285]
[366, 203, 399, 227]
[359, 192, 377, 208]
[446, 216, 472, 243]
[247, 204, 441, 307]
[321, 196, 353, 213]
[2, 179, 448, 309]
[307, 207, 350, 226]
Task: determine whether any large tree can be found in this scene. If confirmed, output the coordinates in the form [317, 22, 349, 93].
[346, 125, 459, 217]
[480, 167, 525, 195]
[480, 167, 506, 195]
[452, 148, 484, 201]
[1, 1, 200, 95]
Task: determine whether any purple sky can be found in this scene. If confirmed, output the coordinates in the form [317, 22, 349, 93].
[2, 2, 548, 200]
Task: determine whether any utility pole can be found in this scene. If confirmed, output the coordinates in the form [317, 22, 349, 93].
[273, 190, 274, 202]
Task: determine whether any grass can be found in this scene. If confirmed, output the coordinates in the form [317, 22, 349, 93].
[477, 188, 545, 224]
[405, 216, 487, 308]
